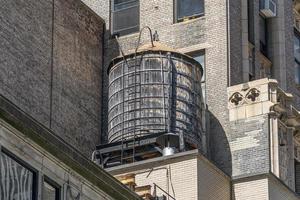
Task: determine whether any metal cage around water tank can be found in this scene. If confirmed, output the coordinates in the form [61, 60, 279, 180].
[107, 42, 204, 148]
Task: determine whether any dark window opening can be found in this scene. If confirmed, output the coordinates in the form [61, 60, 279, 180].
[175, 0, 204, 22]
[295, 160, 300, 194]
[111, 0, 139, 36]
[295, 33, 300, 62]
[0, 149, 37, 200]
[259, 15, 268, 57]
[248, 40, 255, 80]
[43, 177, 60, 200]
[295, 33, 300, 84]
[248, 0, 254, 43]
[295, 60, 300, 85]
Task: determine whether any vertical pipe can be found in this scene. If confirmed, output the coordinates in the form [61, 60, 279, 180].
[167, 53, 172, 133]
[121, 61, 125, 164]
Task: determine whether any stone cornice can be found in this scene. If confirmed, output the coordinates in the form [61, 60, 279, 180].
[0, 94, 142, 200]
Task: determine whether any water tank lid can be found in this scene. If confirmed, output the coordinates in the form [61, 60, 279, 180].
[108, 42, 203, 75]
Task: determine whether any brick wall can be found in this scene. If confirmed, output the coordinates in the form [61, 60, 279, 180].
[269, 176, 300, 200]
[233, 175, 300, 200]
[233, 177, 269, 200]
[283, 1, 300, 108]
[268, 175, 300, 200]
[0, 0, 104, 157]
[229, 115, 270, 178]
[134, 159, 199, 200]
[198, 156, 231, 200]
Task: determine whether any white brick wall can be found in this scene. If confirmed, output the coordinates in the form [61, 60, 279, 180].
[134, 159, 198, 200]
[198, 157, 231, 200]
[110, 152, 231, 200]
[234, 178, 269, 200]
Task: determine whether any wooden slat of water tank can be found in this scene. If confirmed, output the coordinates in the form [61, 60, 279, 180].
[135, 185, 152, 199]
[116, 173, 136, 185]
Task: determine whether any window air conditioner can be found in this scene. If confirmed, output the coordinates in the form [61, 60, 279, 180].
[260, 0, 277, 18]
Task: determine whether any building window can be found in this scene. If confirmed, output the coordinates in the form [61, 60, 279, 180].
[248, 0, 255, 44]
[295, 33, 300, 84]
[0, 150, 36, 200]
[43, 177, 60, 200]
[295, 160, 300, 194]
[259, 15, 268, 57]
[188, 51, 206, 102]
[249, 46, 255, 81]
[295, 61, 300, 85]
[111, 0, 139, 36]
[175, 0, 204, 22]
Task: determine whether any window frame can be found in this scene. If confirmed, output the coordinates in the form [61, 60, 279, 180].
[174, 0, 205, 23]
[110, 0, 140, 37]
[0, 147, 38, 200]
[42, 176, 61, 200]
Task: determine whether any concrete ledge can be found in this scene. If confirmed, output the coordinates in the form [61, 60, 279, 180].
[107, 149, 230, 181]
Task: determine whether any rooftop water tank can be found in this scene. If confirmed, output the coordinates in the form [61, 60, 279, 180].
[107, 42, 204, 149]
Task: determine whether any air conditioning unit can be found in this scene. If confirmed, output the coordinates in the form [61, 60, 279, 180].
[260, 0, 277, 18]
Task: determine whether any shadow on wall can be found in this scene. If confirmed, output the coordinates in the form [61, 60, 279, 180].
[208, 110, 232, 176]
[100, 29, 121, 144]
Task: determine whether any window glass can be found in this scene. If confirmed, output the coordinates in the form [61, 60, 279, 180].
[176, 0, 204, 21]
[43, 180, 59, 200]
[295, 33, 300, 84]
[295, 160, 300, 194]
[189, 51, 205, 82]
[111, 0, 139, 36]
[113, 0, 138, 11]
[248, 0, 254, 43]
[295, 61, 300, 84]
[188, 51, 206, 103]
[295, 34, 300, 62]
[0, 151, 35, 200]
[259, 15, 268, 56]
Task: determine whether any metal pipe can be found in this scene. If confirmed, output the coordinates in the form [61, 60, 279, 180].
[134, 26, 155, 54]
[133, 166, 176, 200]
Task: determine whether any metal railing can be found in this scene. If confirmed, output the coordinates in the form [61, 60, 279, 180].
[153, 183, 176, 200]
